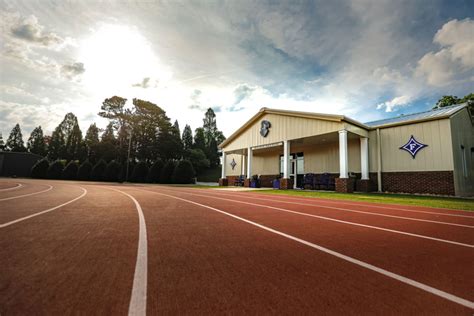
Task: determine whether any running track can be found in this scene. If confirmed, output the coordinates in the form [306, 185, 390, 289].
[0, 179, 473, 314]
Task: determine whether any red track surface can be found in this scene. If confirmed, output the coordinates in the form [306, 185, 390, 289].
[1, 179, 473, 314]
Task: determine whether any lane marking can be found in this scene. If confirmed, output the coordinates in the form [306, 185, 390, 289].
[137, 189, 474, 309]
[107, 187, 148, 316]
[0, 184, 53, 202]
[238, 192, 474, 218]
[146, 188, 474, 249]
[0, 187, 87, 228]
[0, 183, 23, 191]
[203, 191, 474, 228]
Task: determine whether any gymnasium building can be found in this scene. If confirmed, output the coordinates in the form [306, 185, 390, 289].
[218, 103, 474, 197]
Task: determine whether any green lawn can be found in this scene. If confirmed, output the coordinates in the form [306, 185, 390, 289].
[246, 190, 474, 211]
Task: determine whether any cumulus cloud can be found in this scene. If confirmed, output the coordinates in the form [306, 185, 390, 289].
[416, 18, 474, 86]
[10, 15, 63, 46]
[233, 83, 255, 106]
[61, 62, 85, 79]
[377, 95, 412, 112]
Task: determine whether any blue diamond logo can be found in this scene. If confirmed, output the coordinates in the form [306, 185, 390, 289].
[230, 158, 237, 170]
[400, 135, 428, 158]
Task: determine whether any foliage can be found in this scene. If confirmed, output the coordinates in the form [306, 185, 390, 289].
[47, 160, 64, 179]
[172, 160, 196, 184]
[6, 123, 26, 152]
[91, 159, 107, 181]
[159, 160, 176, 184]
[434, 93, 474, 109]
[0, 133, 5, 151]
[97, 123, 117, 162]
[62, 161, 79, 180]
[147, 159, 164, 183]
[77, 160, 93, 180]
[185, 148, 210, 174]
[48, 125, 66, 160]
[31, 158, 49, 179]
[131, 161, 148, 183]
[85, 123, 100, 162]
[182, 124, 193, 150]
[104, 160, 122, 182]
[65, 122, 84, 161]
[27, 126, 47, 156]
[193, 127, 206, 152]
[196, 166, 221, 182]
[99, 96, 128, 131]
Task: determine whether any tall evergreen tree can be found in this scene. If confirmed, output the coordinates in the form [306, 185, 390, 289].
[97, 122, 117, 162]
[203, 108, 218, 146]
[182, 124, 193, 151]
[27, 126, 47, 156]
[99, 96, 129, 161]
[85, 123, 100, 160]
[0, 133, 5, 151]
[194, 127, 206, 152]
[48, 125, 66, 160]
[6, 124, 26, 152]
[66, 122, 83, 160]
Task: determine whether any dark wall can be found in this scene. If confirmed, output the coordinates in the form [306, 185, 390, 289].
[0, 152, 43, 177]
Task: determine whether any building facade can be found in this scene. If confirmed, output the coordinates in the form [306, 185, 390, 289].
[218, 103, 474, 197]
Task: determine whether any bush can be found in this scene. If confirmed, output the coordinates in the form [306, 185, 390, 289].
[131, 161, 148, 183]
[47, 160, 64, 179]
[147, 159, 164, 183]
[172, 160, 196, 184]
[31, 158, 49, 179]
[105, 160, 122, 182]
[91, 159, 107, 181]
[77, 160, 93, 180]
[62, 161, 79, 180]
[159, 160, 176, 184]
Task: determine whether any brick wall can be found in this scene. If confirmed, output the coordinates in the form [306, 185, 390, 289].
[381, 171, 455, 196]
[259, 174, 280, 187]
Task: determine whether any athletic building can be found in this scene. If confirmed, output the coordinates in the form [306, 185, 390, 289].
[218, 103, 474, 197]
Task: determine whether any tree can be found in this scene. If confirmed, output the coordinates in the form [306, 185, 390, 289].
[203, 108, 218, 146]
[186, 148, 210, 174]
[434, 96, 460, 109]
[77, 160, 93, 180]
[6, 124, 26, 152]
[48, 125, 66, 160]
[194, 127, 206, 152]
[104, 160, 122, 182]
[85, 123, 100, 162]
[59, 113, 79, 142]
[27, 126, 47, 156]
[460, 93, 474, 104]
[96, 123, 117, 162]
[0, 133, 5, 151]
[31, 158, 49, 178]
[160, 160, 176, 183]
[147, 159, 164, 183]
[172, 160, 195, 184]
[182, 125, 193, 151]
[62, 161, 79, 180]
[47, 160, 64, 179]
[99, 96, 128, 131]
[131, 161, 148, 183]
[91, 159, 107, 181]
[65, 122, 83, 161]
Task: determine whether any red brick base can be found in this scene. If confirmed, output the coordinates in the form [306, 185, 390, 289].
[381, 171, 455, 195]
[218, 178, 228, 186]
[244, 179, 251, 187]
[356, 179, 371, 192]
[259, 174, 280, 187]
[279, 178, 293, 189]
[335, 178, 355, 193]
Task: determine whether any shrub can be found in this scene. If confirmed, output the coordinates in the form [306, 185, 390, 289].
[131, 161, 148, 183]
[62, 161, 79, 180]
[147, 159, 164, 183]
[91, 159, 107, 181]
[47, 160, 64, 179]
[105, 160, 122, 182]
[31, 158, 49, 179]
[77, 160, 93, 180]
[159, 160, 176, 184]
[172, 160, 195, 184]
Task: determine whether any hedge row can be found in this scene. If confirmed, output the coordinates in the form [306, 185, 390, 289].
[30, 158, 196, 184]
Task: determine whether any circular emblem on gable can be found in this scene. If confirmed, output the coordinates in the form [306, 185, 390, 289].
[260, 120, 271, 137]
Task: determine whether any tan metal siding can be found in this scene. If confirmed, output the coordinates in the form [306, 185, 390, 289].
[223, 113, 343, 152]
[450, 109, 474, 196]
[224, 154, 243, 176]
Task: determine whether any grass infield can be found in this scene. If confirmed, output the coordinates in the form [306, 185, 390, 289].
[246, 190, 474, 211]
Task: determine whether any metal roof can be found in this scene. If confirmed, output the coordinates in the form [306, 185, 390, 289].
[364, 103, 468, 127]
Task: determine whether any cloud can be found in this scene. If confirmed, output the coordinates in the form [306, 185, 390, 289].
[132, 77, 151, 88]
[233, 83, 255, 105]
[416, 18, 474, 86]
[377, 95, 412, 112]
[61, 62, 85, 79]
[10, 15, 63, 46]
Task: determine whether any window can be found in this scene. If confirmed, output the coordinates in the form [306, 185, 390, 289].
[461, 145, 468, 178]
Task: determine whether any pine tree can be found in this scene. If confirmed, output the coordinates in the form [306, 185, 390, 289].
[6, 124, 26, 152]
[0, 133, 5, 151]
[194, 127, 206, 152]
[182, 125, 193, 151]
[85, 123, 100, 161]
[27, 126, 47, 156]
[48, 126, 66, 160]
[66, 122, 83, 160]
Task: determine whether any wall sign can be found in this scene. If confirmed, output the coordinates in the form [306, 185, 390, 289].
[260, 120, 271, 137]
[230, 158, 237, 170]
[400, 135, 428, 158]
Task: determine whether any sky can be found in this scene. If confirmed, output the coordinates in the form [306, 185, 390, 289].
[1, 0, 473, 141]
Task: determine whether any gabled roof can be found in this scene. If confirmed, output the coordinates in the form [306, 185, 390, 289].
[364, 103, 469, 128]
[218, 107, 367, 149]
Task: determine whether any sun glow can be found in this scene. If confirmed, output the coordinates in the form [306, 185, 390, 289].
[79, 24, 171, 95]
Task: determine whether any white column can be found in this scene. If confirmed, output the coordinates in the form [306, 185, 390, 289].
[247, 147, 253, 179]
[360, 137, 369, 180]
[339, 130, 348, 178]
[241, 154, 245, 176]
[221, 151, 226, 179]
[283, 140, 290, 178]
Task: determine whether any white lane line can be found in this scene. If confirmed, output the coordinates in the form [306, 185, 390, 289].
[149, 189, 474, 249]
[0, 187, 87, 228]
[0, 183, 23, 191]
[240, 192, 474, 218]
[0, 185, 53, 202]
[139, 190, 474, 310]
[207, 191, 474, 229]
[107, 187, 148, 316]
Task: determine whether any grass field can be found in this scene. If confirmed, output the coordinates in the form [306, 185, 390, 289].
[249, 189, 474, 211]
